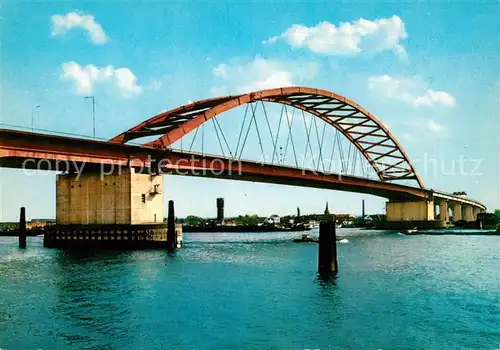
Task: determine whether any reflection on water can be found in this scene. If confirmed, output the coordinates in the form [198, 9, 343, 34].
[51, 251, 134, 347]
[0, 230, 499, 349]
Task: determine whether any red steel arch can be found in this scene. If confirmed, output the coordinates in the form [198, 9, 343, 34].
[111, 87, 424, 188]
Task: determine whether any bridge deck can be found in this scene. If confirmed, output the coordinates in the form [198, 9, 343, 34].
[0, 128, 486, 209]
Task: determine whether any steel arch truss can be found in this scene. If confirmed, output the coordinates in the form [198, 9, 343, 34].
[111, 87, 424, 188]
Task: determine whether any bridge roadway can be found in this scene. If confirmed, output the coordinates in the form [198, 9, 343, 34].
[0, 128, 486, 210]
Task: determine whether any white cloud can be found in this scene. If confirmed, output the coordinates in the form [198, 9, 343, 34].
[239, 70, 293, 93]
[51, 12, 108, 44]
[211, 57, 318, 95]
[263, 15, 407, 60]
[113, 68, 142, 97]
[61, 61, 142, 98]
[428, 119, 444, 132]
[212, 64, 228, 79]
[414, 90, 456, 108]
[368, 75, 456, 108]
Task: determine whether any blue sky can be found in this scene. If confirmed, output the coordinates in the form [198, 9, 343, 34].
[1, 1, 499, 221]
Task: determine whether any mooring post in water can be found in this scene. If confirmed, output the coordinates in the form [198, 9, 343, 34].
[19, 207, 27, 249]
[167, 200, 176, 251]
[318, 220, 337, 276]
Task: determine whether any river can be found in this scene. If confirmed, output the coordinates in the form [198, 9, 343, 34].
[0, 229, 498, 349]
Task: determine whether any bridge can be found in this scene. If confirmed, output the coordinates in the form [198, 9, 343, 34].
[0, 87, 486, 247]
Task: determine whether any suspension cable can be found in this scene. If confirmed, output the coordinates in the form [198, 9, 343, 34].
[328, 129, 340, 173]
[318, 121, 327, 171]
[283, 106, 299, 167]
[345, 142, 353, 174]
[212, 118, 225, 157]
[272, 104, 285, 164]
[252, 102, 266, 162]
[352, 147, 358, 174]
[260, 101, 278, 162]
[338, 132, 346, 173]
[239, 103, 258, 159]
[349, 144, 356, 174]
[302, 110, 316, 169]
[189, 124, 200, 152]
[313, 116, 326, 172]
[283, 107, 294, 162]
[351, 146, 358, 174]
[235, 103, 249, 157]
[359, 152, 366, 177]
[214, 116, 234, 158]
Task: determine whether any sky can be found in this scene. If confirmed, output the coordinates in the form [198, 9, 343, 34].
[1, 0, 499, 221]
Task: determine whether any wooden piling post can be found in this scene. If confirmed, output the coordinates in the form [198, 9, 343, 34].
[318, 220, 337, 276]
[167, 200, 176, 251]
[19, 207, 27, 249]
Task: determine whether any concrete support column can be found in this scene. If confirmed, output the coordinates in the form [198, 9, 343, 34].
[472, 207, 480, 221]
[439, 201, 449, 222]
[452, 202, 462, 222]
[56, 169, 164, 226]
[463, 205, 474, 222]
[386, 200, 435, 221]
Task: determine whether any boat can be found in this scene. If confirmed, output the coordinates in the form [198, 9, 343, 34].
[401, 227, 418, 234]
[292, 234, 346, 243]
[293, 234, 318, 243]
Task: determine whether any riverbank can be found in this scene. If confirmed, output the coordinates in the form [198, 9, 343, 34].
[402, 228, 499, 235]
[182, 224, 311, 233]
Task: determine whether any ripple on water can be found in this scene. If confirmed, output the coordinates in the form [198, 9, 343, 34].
[0, 231, 498, 349]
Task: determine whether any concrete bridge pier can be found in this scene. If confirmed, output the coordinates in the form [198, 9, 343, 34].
[451, 202, 462, 222]
[472, 207, 481, 221]
[383, 199, 444, 229]
[438, 200, 449, 223]
[44, 167, 182, 249]
[386, 200, 434, 222]
[385, 198, 484, 228]
[462, 204, 474, 222]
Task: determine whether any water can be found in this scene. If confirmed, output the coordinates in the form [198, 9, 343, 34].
[1, 229, 499, 349]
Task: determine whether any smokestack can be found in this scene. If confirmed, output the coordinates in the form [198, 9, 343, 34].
[216, 198, 224, 223]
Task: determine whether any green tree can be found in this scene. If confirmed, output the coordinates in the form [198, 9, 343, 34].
[235, 214, 261, 226]
[185, 215, 202, 226]
[495, 209, 500, 220]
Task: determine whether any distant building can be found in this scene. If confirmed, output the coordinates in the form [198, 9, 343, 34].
[223, 219, 237, 226]
[334, 214, 356, 222]
[26, 219, 55, 230]
[324, 202, 330, 216]
[216, 198, 224, 222]
[265, 214, 280, 224]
